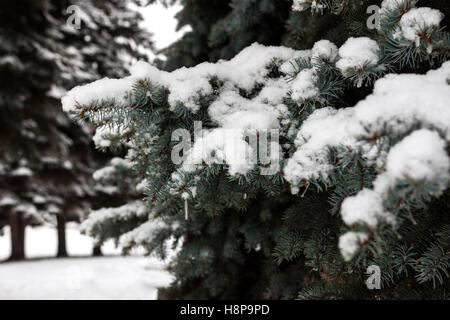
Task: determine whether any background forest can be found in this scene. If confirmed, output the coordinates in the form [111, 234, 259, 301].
[1, 0, 450, 300]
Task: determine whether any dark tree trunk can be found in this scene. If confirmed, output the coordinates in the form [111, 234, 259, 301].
[56, 215, 67, 257]
[8, 212, 25, 261]
[92, 243, 103, 256]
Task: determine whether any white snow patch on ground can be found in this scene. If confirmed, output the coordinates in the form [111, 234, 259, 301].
[0, 256, 173, 300]
[0, 224, 173, 299]
[0, 223, 123, 260]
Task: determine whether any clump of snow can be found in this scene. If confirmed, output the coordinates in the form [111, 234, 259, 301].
[0, 194, 18, 207]
[93, 125, 119, 148]
[93, 157, 132, 181]
[342, 129, 449, 228]
[181, 191, 189, 200]
[181, 129, 257, 176]
[136, 178, 148, 193]
[63, 44, 309, 178]
[80, 201, 148, 236]
[399, 7, 444, 42]
[94, 185, 119, 195]
[284, 61, 450, 186]
[47, 85, 67, 99]
[11, 167, 33, 177]
[93, 166, 115, 182]
[379, 0, 405, 16]
[336, 37, 380, 75]
[311, 40, 339, 64]
[63, 43, 309, 114]
[256, 79, 291, 106]
[62, 77, 136, 114]
[292, 0, 324, 12]
[208, 90, 285, 130]
[32, 195, 47, 205]
[291, 69, 318, 102]
[0, 225, 173, 299]
[385, 129, 449, 184]
[120, 219, 166, 248]
[280, 60, 298, 75]
[285, 62, 450, 237]
[13, 203, 38, 215]
[341, 189, 387, 228]
[338, 232, 369, 261]
[0, 255, 173, 300]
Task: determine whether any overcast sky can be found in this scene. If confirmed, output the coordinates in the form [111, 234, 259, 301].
[139, 3, 191, 51]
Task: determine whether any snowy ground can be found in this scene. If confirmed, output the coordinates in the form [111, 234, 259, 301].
[0, 224, 174, 299]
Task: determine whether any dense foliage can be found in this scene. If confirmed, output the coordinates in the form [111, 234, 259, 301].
[64, 0, 450, 299]
[0, 0, 152, 259]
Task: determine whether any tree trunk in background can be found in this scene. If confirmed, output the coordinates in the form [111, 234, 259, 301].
[8, 212, 25, 261]
[56, 215, 67, 257]
[92, 243, 103, 256]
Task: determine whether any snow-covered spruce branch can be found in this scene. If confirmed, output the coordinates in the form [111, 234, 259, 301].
[63, 1, 450, 292]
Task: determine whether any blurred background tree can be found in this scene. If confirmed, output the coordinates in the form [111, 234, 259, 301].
[158, 0, 449, 71]
[0, 0, 153, 260]
[65, 0, 450, 300]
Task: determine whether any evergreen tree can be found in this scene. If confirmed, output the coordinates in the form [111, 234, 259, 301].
[64, 0, 450, 299]
[0, 0, 152, 260]
[158, 0, 290, 70]
[159, 0, 449, 70]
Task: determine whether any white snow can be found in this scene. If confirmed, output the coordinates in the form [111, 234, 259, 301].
[284, 61, 450, 185]
[208, 89, 287, 130]
[379, 0, 404, 16]
[181, 128, 258, 176]
[136, 178, 149, 193]
[14, 203, 38, 215]
[285, 61, 450, 237]
[336, 37, 380, 75]
[0, 224, 120, 261]
[63, 43, 309, 114]
[63, 43, 309, 179]
[399, 7, 444, 42]
[0, 256, 172, 300]
[341, 189, 387, 228]
[11, 167, 33, 177]
[0, 194, 18, 207]
[92, 125, 117, 148]
[255, 79, 290, 106]
[292, 0, 324, 12]
[80, 201, 149, 237]
[92, 157, 132, 181]
[311, 40, 339, 64]
[385, 129, 449, 184]
[0, 225, 173, 299]
[338, 231, 369, 261]
[341, 129, 449, 228]
[280, 60, 298, 76]
[120, 219, 167, 249]
[62, 77, 136, 114]
[47, 85, 67, 99]
[61, 35, 450, 263]
[94, 185, 119, 195]
[291, 69, 318, 102]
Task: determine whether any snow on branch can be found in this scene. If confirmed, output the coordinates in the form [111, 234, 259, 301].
[62, 2, 449, 263]
[63, 43, 310, 115]
[80, 201, 148, 237]
[284, 61, 450, 185]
